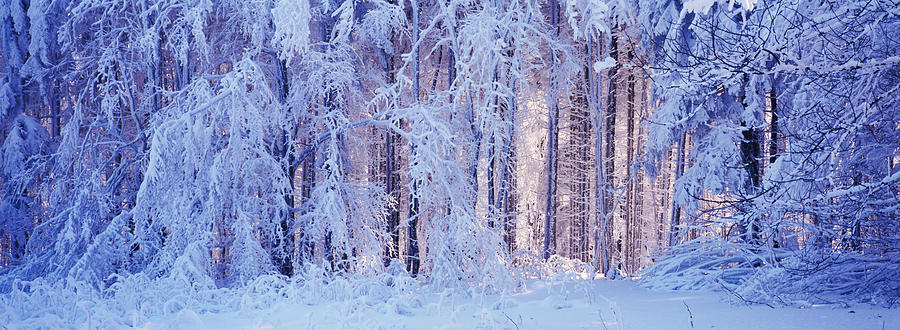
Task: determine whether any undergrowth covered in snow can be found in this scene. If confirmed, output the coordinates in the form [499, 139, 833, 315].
[641, 237, 900, 308]
[0, 257, 604, 328]
[1, 265, 414, 327]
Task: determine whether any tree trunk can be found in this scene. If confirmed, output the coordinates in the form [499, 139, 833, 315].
[668, 130, 686, 247]
[625, 53, 636, 273]
[667, 12, 695, 248]
[275, 57, 295, 276]
[498, 47, 519, 253]
[589, 37, 610, 275]
[769, 82, 778, 165]
[542, 0, 561, 260]
[381, 45, 401, 263]
[739, 74, 762, 245]
[603, 30, 618, 271]
[406, 0, 421, 276]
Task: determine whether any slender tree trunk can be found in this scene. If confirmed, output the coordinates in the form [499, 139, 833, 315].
[299, 134, 316, 261]
[635, 74, 648, 267]
[488, 136, 497, 228]
[740, 124, 762, 244]
[739, 74, 762, 245]
[486, 10, 508, 230]
[667, 12, 695, 248]
[443, 34, 458, 219]
[542, 0, 561, 260]
[406, 0, 421, 276]
[767, 76, 780, 249]
[625, 54, 636, 273]
[498, 47, 519, 253]
[48, 8, 62, 138]
[603, 30, 619, 271]
[181, 32, 191, 88]
[769, 83, 778, 165]
[668, 130, 686, 247]
[155, 26, 167, 110]
[274, 57, 295, 276]
[577, 71, 590, 262]
[429, 46, 443, 95]
[589, 37, 610, 275]
[49, 78, 61, 137]
[380, 45, 401, 263]
[497, 103, 516, 252]
[487, 61, 503, 229]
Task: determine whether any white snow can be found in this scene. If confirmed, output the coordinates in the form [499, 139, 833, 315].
[593, 56, 617, 72]
[122, 279, 899, 329]
[683, 0, 758, 15]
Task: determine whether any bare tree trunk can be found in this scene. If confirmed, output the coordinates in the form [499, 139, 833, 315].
[578, 83, 590, 263]
[589, 37, 610, 275]
[154, 25, 167, 111]
[497, 105, 516, 252]
[603, 30, 619, 271]
[569, 52, 592, 263]
[767, 75, 780, 249]
[47, 5, 63, 138]
[635, 74, 648, 268]
[625, 54, 637, 273]
[542, 0, 561, 260]
[487, 73, 501, 229]
[488, 138, 497, 227]
[769, 82, 778, 165]
[380, 44, 401, 263]
[668, 130, 685, 247]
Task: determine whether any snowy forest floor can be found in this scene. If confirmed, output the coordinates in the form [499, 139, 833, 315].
[125, 278, 898, 330]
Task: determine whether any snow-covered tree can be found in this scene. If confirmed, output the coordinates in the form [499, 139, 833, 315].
[130, 59, 290, 286]
[640, 0, 900, 305]
[0, 115, 49, 266]
[0, 0, 895, 310]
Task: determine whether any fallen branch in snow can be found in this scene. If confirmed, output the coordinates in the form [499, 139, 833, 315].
[682, 300, 694, 329]
[501, 310, 519, 330]
[597, 308, 609, 330]
[716, 279, 775, 309]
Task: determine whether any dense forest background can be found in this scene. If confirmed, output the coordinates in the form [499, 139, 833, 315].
[1, 0, 898, 308]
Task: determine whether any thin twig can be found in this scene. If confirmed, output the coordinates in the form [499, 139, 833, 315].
[597, 308, 609, 330]
[502, 310, 519, 330]
[682, 300, 694, 329]
[717, 280, 776, 309]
